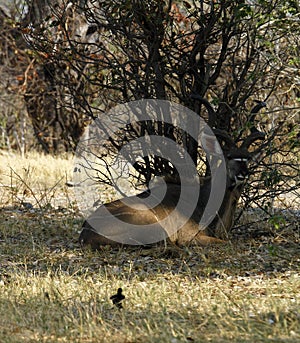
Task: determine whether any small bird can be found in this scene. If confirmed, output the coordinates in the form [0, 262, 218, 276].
[110, 288, 125, 309]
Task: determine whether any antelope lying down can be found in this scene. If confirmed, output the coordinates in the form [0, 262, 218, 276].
[79, 101, 266, 248]
[80, 158, 247, 247]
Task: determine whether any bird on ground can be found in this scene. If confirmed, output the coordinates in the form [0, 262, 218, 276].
[110, 288, 125, 309]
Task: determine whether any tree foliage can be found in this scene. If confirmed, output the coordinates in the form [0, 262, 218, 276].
[2, 0, 299, 228]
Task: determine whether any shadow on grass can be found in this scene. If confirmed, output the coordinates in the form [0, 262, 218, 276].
[0, 204, 299, 280]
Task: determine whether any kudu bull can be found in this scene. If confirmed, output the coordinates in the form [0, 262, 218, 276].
[79, 100, 266, 248]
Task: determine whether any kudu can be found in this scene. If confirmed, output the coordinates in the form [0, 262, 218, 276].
[79, 100, 266, 248]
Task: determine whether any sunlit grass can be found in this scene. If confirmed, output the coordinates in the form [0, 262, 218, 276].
[0, 151, 74, 209]
[0, 151, 73, 186]
[1, 255, 299, 343]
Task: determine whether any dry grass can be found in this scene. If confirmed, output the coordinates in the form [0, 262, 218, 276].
[0, 152, 299, 343]
[0, 151, 73, 185]
[0, 151, 74, 209]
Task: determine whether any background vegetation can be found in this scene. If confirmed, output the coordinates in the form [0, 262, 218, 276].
[0, 0, 299, 213]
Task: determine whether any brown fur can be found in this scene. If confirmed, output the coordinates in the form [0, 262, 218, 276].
[79, 161, 245, 249]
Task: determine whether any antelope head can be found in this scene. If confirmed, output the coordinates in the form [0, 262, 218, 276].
[79, 100, 266, 248]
